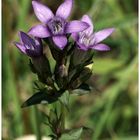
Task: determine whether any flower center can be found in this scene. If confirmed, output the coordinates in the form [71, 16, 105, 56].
[79, 32, 95, 47]
[48, 17, 65, 35]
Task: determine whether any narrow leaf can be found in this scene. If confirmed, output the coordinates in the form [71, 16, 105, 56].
[59, 91, 70, 110]
[60, 127, 83, 140]
[21, 91, 61, 108]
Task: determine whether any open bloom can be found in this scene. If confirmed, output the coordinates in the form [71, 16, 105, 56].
[72, 15, 115, 51]
[28, 0, 89, 49]
[14, 31, 43, 57]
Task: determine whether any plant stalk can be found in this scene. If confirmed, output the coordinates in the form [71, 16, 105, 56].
[34, 106, 42, 140]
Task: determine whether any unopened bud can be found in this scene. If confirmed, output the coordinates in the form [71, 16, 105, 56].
[59, 64, 68, 77]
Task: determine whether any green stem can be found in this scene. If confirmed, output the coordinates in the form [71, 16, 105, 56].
[34, 106, 42, 140]
[61, 103, 65, 132]
[52, 102, 66, 140]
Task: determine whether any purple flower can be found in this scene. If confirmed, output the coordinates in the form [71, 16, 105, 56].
[72, 15, 115, 51]
[28, 0, 89, 49]
[14, 31, 43, 57]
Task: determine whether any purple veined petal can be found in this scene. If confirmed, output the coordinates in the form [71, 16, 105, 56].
[71, 33, 79, 41]
[14, 42, 26, 54]
[28, 24, 51, 38]
[91, 43, 110, 51]
[52, 35, 67, 49]
[32, 1, 54, 23]
[34, 37, 42, 46]
[65, 21, 89, 33]
[56, 0, 73, 19]
[19, 31, 36, 47]
[33, 38, 43, 53]
[77, 42, 88, 51]
[94, 28, 115, 44]
[18, 32, 23, 43]
[78, 45, 88, 51]
[81, 15, 94, 35]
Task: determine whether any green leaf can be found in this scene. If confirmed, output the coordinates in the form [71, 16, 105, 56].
[78, 83, 91, 91]
[41, 112, 51, 126]
[70, 83, 91, 96]
[59, 91, 70, 110]
[79, 68, 92, 83]
[21, 91, 61, 108]
[41, 111, 57, 136]
[71, 89, 89, 96]
[49, 109, 58, 125]
[60, 128, 83, 140]
[33, 81, 45, 91]
[29, 59, 37, 73]
[69, 67, 92, 90]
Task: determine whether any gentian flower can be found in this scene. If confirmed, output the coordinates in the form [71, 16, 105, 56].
[28, 0, 89, 49]
[14, 31, 43, 57]
[72, 15, 115, 51]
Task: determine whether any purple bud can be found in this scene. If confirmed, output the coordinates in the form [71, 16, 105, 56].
[14, 31, 43, 57]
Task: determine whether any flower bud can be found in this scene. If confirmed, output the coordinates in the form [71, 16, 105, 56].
[59, 64, 68, 77]
[32, 55, 52, 84]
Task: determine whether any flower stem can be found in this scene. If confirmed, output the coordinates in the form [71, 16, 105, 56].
[34, 106, 42, 140]
[61, 103, 65, 131]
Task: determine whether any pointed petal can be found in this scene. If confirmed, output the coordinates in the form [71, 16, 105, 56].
[19, 31, 35, 47]
[81, 15, 93, 35]
[71, 33, 79, 41]
[34, 38, 43, 52]
[14, 42, 26, 54]
[28, 24, 51, 38]
[77, 44, 88, 51]
[32, 1, 54, 23]
[95, 28, 115, 44]
[56, 0, 73, 19]
[91, 44, 110, 51]
[52, 36, 67, 49]
[66, 21, 89, 33]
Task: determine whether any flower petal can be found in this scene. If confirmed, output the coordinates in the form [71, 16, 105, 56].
[14, 42, 26, 54]
[32, 1, 54, 23]
[71, 33, 79, 41]
[28, 24, 51, 38]
[91, 44, 110, 51]
[81, 15, 93, 35]
[77, 44, 88, 51]
[52, 36, 67, 49]
[95, 28, 115, 44]
[56, 0, 73, 19]
[19, 31, 35, 47]
[66, 21, 89, 33]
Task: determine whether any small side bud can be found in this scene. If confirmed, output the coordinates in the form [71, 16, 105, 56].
[59, 64, 68, 77]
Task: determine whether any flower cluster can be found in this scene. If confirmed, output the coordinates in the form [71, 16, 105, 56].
[14, 0, 114, 139]
[15, 0, 114, 56]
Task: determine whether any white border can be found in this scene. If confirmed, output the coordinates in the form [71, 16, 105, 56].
[0, 0, 2, 139]
[138, 0, 139, 139]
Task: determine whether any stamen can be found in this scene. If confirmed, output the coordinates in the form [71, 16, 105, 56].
[79, 32, 95, 47]
[48, 17, 65, 35]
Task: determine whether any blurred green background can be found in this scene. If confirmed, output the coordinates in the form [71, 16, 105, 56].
[2, 0, 138, 139]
